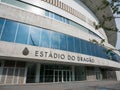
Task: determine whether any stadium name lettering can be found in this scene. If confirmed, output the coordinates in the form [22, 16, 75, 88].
[35, 50, 94, 63]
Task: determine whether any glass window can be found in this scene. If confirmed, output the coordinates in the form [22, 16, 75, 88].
[115, 54, 120, 62]
[0, 18, 5, 38]
[74, 38, 81, 53]
[100, 47, 107, 58]
[1, 20, 18, 42]
[86, 42, 92, 55]
[4, 60, 15, 67]
[58, 15, 62, 22]
[45, 10, 49, 16]
[96, 45, 102, 57]
[69, 20, 89, 33]
[62, 18, 69, 24]
[80, 39, 87, 54]
[65, 19, 69, 24]
[60, 34, 67, 50]
[67, 35, 74, 52]
[93, 44, 99, 57]
[62, 18, 65, 23]
[54, 14, 62, 21]
[49, 12, 53, 18]
[29, 26, 41, 46]
[45, 70, 53, 82]
[26, 63, 36, 83]
[15, 23, 29, 44]
[40, 29, 51, 48]
[102, 47, 108, 58]
[51, 31, 60, 49]
[1, 0, 45, 15]
[54, 14, 59, 20]
[90, 44, 96, 56]
[100, 46, 105, 58]
[1, 0, 30, 10]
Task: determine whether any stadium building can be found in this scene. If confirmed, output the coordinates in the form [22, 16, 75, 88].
[0, 0, 120, 85]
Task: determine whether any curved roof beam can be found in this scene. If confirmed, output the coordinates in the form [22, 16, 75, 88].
[81, 0, 117, 46]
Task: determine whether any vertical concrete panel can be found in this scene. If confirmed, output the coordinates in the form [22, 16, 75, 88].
[116, 71, 120, 81]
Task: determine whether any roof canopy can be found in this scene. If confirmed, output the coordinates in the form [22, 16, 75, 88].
[81, 0, 117, 46]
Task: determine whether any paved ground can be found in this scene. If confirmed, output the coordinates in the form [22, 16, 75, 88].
[0, 80, 120, 90]
[89, 82, 120, 90]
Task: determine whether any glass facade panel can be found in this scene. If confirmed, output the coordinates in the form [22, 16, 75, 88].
[93, 45, 97, 56]
[80, 40, 87, 54]
[29, 26, 41, 46]
[38, 64, 72, 83]
[54, 14, 62, 21]
[15, 23, 29, 44]
[26, 63, 36, 83]
[45, 70, 53, 82]
[90, 44, 96, 56]
[54, 14, 60, 21]
[67, 35, 74, 52]
[99, 46, 107, 58]
[100, 47, 106, 58]
[49, 12, 54, 18]
[1, 0, 45, 15]
[1, 0, 30, 10]
[0, 17, 119, 61]
[40, 29, 51, 48]
[51, 31, 60, 49]
[69, 20, 89, 33]
[45, 10, 49, 17]
[86, 42, 92, 55]
[0, 18, 5, 37]
[65, 19, 69, 24]
[60, 34, 67, 50]
[96, 45, 101, 57]
[74, 38, 81, 53]
[1, 20, 17, 42]
[75, 66, 86, 81]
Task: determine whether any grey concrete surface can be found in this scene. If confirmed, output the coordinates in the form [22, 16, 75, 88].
[0, 80, 120, 90]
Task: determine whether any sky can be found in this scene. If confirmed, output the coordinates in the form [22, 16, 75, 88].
[115, 4, 120, 50]
[116, 18, 120, 49]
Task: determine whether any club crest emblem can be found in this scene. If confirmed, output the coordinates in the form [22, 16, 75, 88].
[22, 47, 29, 56]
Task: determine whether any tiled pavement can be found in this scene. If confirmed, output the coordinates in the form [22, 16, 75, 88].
[0, 80, 120, 90]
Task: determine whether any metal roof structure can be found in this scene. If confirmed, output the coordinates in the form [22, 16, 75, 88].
[81, 0, 117, 46]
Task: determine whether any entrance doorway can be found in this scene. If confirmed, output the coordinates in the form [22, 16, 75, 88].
[53, 70, 72, 82]
[40, 64, 72, 83]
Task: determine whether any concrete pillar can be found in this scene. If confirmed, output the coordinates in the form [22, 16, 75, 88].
[116, 71, 120, 81]
[35, 63, 41, 83]
[72, 66, 75, 81]
[0, 61, 4, 82]
[23, 63, 28, 84]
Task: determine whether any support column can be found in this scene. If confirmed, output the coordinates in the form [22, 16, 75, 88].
[116, 71, 120, 81]
[35, 63, 41, 83]
[72, 66, 75, 81]
[62, 70, 63, 82]
[0, 61, 4, 82]
[23, 63, 28, 84]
